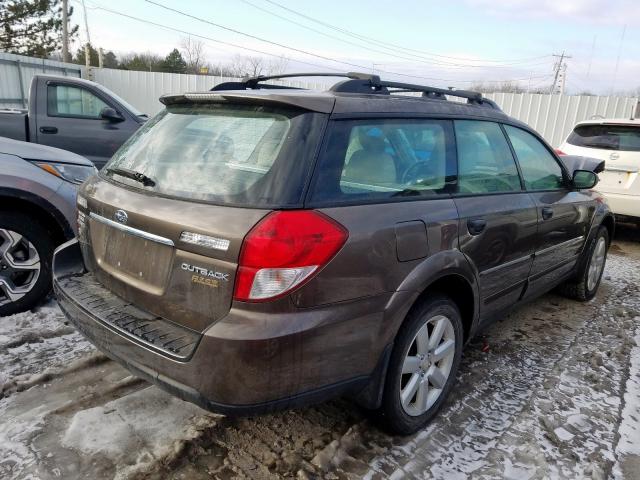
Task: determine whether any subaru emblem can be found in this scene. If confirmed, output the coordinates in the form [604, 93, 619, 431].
[610, 152, 620, 160]
[114, 209, 128, 224]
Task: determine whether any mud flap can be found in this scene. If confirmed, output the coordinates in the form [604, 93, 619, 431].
[350, 343, 393, 410]
[53, 239, 86, 279]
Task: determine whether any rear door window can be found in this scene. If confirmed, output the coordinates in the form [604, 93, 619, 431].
[310, 119, 455, 203]
[504, 125, 565, 190]
[567, 124, 640, 152]
[454, 120, 522, 194]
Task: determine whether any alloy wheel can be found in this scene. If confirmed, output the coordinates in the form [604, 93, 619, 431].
[400, 314, 456, 416]
[0, 229, 41, 307]
[587, 236, 606, 292]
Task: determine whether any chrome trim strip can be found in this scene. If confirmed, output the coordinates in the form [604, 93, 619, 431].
[89, 212, 174, 246]
[535, 235, 584, 257]
[480, 254, 533, 277]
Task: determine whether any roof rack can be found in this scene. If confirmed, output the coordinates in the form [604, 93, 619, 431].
[211, 72, 500, 110]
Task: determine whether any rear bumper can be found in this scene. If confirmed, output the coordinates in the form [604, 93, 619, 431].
[53, 239, 393, 414]
[598, 192, 639, 219]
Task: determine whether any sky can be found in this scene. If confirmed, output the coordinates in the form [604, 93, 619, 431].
[71, 0, 640, 95]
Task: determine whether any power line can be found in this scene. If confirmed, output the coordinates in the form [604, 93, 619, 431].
[141, 0, 553, 84]
[76, 1, 345, 73]
[78, 0, 556, 86]
[143, 0, 379, 73]
[259, 0, 553, 66]
[238, 0, 551, 70]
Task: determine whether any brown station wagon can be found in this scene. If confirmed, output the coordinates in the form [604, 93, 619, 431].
[53, 73, 614, 434]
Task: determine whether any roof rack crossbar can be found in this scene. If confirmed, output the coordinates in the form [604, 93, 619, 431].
[211, 72, 379, 92]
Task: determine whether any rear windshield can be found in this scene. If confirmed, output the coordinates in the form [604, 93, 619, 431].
[103, 103, 325, 207]
[567, 124, 640, 152]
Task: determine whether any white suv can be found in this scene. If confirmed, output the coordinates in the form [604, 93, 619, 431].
[559, 118, 640, 223]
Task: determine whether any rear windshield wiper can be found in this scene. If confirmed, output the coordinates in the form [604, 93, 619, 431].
[106, 167, 156, 187]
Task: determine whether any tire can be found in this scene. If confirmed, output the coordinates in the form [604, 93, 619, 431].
[377, 294, 463, 435]
[557, 225, 609, 302]
[0, 211, 55, 316]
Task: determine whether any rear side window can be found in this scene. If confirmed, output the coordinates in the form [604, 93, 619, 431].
[567, 124, 640, 152]
[504, 125, 564, 190]
[310, 119, 455, 203]
[103, 103, 325, 207]
[47, 84, 109, 119]
[454, 120, 521, 194]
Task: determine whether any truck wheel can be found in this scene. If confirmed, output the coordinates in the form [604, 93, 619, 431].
[377, 294, 463, 435]
[0, 212, 54, 316]
[557, 226, 609, 302]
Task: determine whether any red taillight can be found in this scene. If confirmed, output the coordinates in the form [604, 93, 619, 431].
[234, 210, 348, 302]
[555, 148, 567, 156]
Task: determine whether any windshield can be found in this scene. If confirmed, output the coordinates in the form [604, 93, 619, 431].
[95, 83, 146, 117]
[103, 103, 324, 207]
[567, 124, 640, 152]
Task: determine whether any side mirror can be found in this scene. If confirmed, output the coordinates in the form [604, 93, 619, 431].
[572, 170, 598, 190]
[100, 107, 124, 123]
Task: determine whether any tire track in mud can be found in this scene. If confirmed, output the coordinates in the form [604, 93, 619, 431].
[159, 246, 640, 479]
[2, 233, 640, 480]
[323, 247, 640, 479]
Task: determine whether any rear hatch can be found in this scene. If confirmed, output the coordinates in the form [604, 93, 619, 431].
[78, 98, 328, 332]
[562, 122, 640, 195]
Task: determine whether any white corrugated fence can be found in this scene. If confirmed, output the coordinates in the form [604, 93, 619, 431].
[0, 52, 83, 109]
[1, 53, 637, 147]
[92, 68, 638, 147]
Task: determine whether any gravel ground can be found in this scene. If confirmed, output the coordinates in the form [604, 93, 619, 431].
[1, 225, 639, 480]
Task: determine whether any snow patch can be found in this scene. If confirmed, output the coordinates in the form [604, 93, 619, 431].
[613, 324, 640, 479]
[62, 386, 219, 478]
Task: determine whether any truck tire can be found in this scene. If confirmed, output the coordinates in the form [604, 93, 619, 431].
[0, 211, 54, 316]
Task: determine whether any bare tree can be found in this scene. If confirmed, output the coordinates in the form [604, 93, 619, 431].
[179, 36, 205, 73]
[229, 55, 289, 78]
[470, 81, 527, 94]
[266, 56, 288, 76]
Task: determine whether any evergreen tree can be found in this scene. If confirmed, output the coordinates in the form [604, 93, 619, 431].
[103, 50, 118, 68]
[161, 48, 187, 73]
[119, 52, 163, 72]
[73, 42, 99, 66]
[0, 0, 78, 58]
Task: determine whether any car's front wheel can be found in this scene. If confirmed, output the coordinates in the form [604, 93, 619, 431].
[378, 294, 463, 435]
[0, 211, 54, 317]
[558, 225, 609, 302]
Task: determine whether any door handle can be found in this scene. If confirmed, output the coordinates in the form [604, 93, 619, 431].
[39, 126, 58, 134]
[541, 207, 554, 220]
[467, 218, 487, 236]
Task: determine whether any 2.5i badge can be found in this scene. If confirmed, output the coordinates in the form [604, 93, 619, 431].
[181, 262, 229, 288]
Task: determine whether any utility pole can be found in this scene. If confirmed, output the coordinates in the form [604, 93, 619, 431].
[98, 47, 104, 68]
[62, 0, 69, 62]
[550, 51, 571, 95]
[81, 0, 91, 69]
[612, 24, 627, 94]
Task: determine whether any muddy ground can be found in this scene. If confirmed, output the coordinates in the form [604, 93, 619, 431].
[1, 225, 639, 480]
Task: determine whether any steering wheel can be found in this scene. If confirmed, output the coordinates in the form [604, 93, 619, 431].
[402, 162, 435, 185]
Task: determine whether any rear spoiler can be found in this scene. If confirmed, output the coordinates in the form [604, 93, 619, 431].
[159, 92, 335, 114]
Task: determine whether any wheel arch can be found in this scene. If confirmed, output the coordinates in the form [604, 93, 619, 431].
[0, 188, 73, 246]
[411, 273, 477, 343]
[601, 213, 615, 245]
[355, 253, 480, 410]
